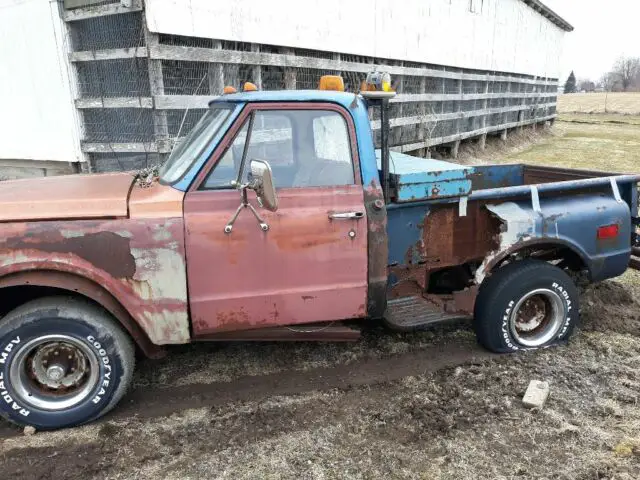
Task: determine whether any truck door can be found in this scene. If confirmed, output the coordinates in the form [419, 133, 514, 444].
[183, 103, 368, 335]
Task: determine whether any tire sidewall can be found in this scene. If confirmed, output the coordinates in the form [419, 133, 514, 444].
[496, 273, 577, 352]
[0, 313, 124, 429]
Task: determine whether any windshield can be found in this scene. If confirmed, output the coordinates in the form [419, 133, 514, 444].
[158, 106, 232, 183]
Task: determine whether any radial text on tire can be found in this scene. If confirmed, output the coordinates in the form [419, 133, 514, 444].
[0, 296, 135, 430]
[474, 259, 580, 353]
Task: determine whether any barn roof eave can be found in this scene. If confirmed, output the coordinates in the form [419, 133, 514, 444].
[521, 0, 574, 32]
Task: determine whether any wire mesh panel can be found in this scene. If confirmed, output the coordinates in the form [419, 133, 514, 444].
[63, 4, 560, 171]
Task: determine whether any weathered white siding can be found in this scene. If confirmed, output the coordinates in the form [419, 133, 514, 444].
[0, 0, 81, 163]
[145, 0, 566, 78]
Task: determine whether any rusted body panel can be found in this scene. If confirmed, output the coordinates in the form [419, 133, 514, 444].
[184, 186, 368, 335]
[0, 217, 190, 345]
[364, 180, 388, 318]
[0, 271, 164, 358]
[0, 173, 133, 222]
[129, 182, 184, 218]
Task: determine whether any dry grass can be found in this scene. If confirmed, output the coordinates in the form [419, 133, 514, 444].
[2, 112, 640, 479]
[558, 93, 640, 115]
[497, 114, 640, 173]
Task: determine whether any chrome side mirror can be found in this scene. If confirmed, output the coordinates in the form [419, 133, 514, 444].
[223, 159, 278, 234]
[250, 159, 278, 212]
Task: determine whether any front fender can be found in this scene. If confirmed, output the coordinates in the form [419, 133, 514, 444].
[0, 219, 190, 345]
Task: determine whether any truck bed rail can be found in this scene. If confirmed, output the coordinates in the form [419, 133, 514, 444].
[468, 174, 640, 201]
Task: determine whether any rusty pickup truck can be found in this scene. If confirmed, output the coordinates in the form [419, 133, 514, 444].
[1, 78, 639, 429]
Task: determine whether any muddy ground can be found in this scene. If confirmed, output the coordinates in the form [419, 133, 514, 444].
[1, 273, 640, 479]
[2, 118, 640, 479]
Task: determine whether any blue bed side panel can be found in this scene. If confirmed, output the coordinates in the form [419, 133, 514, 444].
[489, 193, 631, 281]
[468, 164, 524, 191]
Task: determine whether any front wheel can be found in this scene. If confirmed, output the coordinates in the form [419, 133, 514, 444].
[0, 297, 134, 429]
[474, 259, 580, 353]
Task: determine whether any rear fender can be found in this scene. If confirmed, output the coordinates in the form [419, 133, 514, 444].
[476, 196, 631, 284]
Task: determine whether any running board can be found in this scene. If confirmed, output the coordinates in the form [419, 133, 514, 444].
[384, 296, 469, 332]
[195, 323, 361, 342]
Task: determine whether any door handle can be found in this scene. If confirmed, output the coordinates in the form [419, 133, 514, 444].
[328, 211, 365, 220]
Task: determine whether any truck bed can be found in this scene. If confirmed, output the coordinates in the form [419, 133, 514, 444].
[383, 153, 640, 296]
[377, 150, 639, 205]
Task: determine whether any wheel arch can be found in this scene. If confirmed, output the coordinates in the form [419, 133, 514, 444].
[479, 237, 591, 283]
[0, 270, 164, 358]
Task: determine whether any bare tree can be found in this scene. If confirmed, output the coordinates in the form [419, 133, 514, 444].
[578, 79, 595, 92]
[611, 57, 640, 91]
[419, 107, 438, 158]
[600, 72, 618, 92]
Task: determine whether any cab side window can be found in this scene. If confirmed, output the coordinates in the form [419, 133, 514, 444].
[202, 109, 355, 190]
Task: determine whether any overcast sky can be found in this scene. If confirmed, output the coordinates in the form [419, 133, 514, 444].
[541, 0, 640, 82]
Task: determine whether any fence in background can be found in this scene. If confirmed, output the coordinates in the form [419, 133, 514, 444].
[62, 0, 559, 172]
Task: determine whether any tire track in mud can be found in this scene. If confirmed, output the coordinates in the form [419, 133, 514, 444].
[0, 340, 497, 438]
[116, 341, 497, 420]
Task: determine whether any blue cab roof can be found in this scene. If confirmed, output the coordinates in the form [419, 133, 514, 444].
[211, 90, 361, 109]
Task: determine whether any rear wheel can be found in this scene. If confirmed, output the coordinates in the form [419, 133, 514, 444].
[474, 259, 579, 353]
[0, 297, 134, 429]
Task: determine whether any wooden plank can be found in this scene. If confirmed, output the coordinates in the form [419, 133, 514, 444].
[392, 92, 556, 103]
[154, 95, 218, 110]
[75, 97, 153, 109]
[81, 142, 159, 153]
[148, 44, 558, 86]
[395, 114, 556, 153]
[63, 0, 143, 22]
[370, 102, 556, 129]
[70, 48, 148, 62]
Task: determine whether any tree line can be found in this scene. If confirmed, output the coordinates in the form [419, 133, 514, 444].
[564, 56, 640, 93]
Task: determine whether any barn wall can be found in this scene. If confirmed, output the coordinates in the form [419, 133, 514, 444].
[56, 0, 568, 172]
[145, 0, 566, 79]
[0, 0, 82, 172]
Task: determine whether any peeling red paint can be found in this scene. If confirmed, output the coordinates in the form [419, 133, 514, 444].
[0, 218, 190, 346]
[184, 184, 369, 336]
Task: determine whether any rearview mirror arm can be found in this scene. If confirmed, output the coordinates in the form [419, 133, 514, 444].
[224, 185, 269, 234]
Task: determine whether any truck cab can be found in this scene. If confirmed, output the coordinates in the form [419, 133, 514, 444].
[0, 78, 638, 430]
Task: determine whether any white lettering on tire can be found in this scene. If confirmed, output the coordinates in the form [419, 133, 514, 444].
[87, 335, 111, 405]
[552, 282, 573, 338]
[501, 301, 519, 351]
[0, 337, 21, 365]
[0, 344, 30, 416]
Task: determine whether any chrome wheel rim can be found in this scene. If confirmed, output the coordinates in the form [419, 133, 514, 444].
[9, 335, 100, 411]
[509, 288, 566, 347]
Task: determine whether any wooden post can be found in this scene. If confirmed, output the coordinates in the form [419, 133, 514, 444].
[502, 78, 511, 132]
[251, 44, 262, 89]
[208, 40, 224, 95]
[453, 74, 463, 158]
[518, 82, 526, 133]
[419, 76, 427, 157]
[283, 48, 297, 90]
[479, 78, 489, 150]
[500, 129, 507, 141]
[451, 140, 461, 159]
[145, 30, 169, 159]
[332, 52, 341, 76]
[395, 62, 404, 146]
